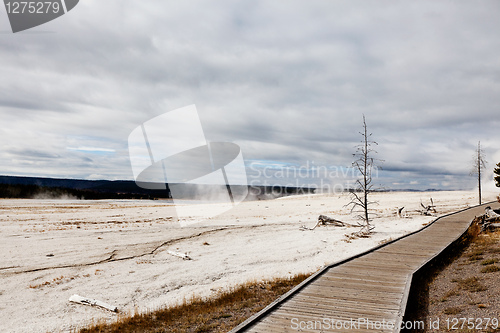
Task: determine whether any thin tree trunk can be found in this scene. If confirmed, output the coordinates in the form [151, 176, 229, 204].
[473, 141, 486, 206]
[478, 143, 482, 205]
[364, 121, 369, 228]
[478, 165, 482, 205]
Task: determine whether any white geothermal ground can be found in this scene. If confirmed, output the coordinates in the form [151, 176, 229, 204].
[0, 190, 498, 332]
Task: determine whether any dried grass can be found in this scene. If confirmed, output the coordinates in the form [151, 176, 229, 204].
[443, 306, 462, 315]
[480, 265, 500, 273]
[78, 273, 311, 333]
[454, 276, 488, 292]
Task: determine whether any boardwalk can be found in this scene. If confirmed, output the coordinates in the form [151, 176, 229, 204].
[231, 202, 500, 333]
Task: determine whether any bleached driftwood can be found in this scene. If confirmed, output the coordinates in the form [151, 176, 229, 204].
[299, 224, 317, 231]
[69, 294, 118, 312]
[420, 198, 437, 216]
[485, 206, 500, 220]
[167, 250, 192, 260]
[479, 207, 500, 232]
[396, 207, 412, 218]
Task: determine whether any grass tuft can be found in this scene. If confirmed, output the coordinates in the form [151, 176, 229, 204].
[480, 265, 500, 273]
[443, 306, 462, 315]
[468, 249, 484, 262]
[455, 277, 488, 292]
[480, 258, 498, 266]
[29, 275, 76, 289]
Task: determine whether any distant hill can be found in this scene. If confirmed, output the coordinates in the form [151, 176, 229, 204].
[0, 175, 315, 200]
[0, 175, 170, 200]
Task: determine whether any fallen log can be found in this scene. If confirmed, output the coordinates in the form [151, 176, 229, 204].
[300, 215, 358, 231]
[69, 294, 118, 312]
[479, 207, 500, 232]
[318, 215, 346, 227]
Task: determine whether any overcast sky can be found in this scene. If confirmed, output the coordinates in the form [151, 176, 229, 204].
[1, 0, 499, 191]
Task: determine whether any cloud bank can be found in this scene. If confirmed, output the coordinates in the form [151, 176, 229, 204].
[1, 0, 500, 190]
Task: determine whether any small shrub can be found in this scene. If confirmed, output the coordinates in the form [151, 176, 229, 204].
[457, 277, 487, 292]
[480, 258, 498, 265]
[444, 306, 462, 315]
[195, 323, 218, 333]
[468, 250, 484, 262]
[29, 275, 76, 289]
[213, 314, 231, 319]
[475, 236, 496, 247]
[480, 265, 500, 273]
[444, 288, 460, 298]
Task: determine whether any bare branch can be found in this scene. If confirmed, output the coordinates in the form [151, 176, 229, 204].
[345, 115, 382, 235]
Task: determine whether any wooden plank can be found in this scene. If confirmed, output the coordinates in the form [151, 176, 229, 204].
[360, 252, 430, 261]
[313, 277, 406, 292]
[296, 290, 402, 305]
[266, 309, 397, 327]
[325, 268, 409, 281]
[351, 257, 423, 269]
[339, 263, 415, 273]
[283, 298, 400, 315]
[302, 282, 405, 296]
[245, 318, 393, 333]
[257, 311, 397, 333]
[268, 313, 396, 330]
[287, 293, 402, 311]
[273, 305, 397, 321]
[375, 249, 439, 257]
[297, 287, 403, 300]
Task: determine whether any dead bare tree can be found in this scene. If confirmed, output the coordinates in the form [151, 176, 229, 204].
[470, 141, 487, 205]
[346, 115, 381, 235]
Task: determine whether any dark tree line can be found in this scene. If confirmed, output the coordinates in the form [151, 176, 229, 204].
[0, 184, 154, 200]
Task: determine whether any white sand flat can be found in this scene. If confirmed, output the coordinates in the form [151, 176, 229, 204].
[0, 190, 497, 332]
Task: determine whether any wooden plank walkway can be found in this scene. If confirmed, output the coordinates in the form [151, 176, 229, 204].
[230, 202, 500, 333]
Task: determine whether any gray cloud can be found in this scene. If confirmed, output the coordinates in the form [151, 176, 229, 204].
[0, 0, 499, 189]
